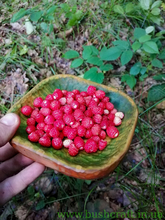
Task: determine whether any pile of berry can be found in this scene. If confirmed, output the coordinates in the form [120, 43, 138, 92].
[21, 86, 124, 156]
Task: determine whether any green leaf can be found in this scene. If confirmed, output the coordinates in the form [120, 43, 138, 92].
[86, 56, 103, 66]
[140, 0, 151, 10]
[130, 62, 141, 75]
[90, 46, 99, 56]
[100, 47, 122, 61]
[121, 74, 136, 89]
[132, 41, 141, 52]
[30, 11, 43, 22]
[148, 83, 165, 102]
[27, 185, 35, 196]
[152, 59, 163, 68]
[113, 5, 124, 15]
[134, 28, 146, 40]
[35, 200, 46, 211]
[121, 50, 133, 66]
[46, 6, 57, 15]
[139, 74, 148, 81]
[11, 8, 30, 23]
[140, 67, 147, 75]
[153, 74, 165, 81]
[40, 22, 49, 33]
[151, 1, 162, 9]
[112, 40, 130, 50]
[149, 15, 161, 25]
[63, 50, 79, 59]
[139, 35, 151, 43]
[67, 10, 83, 27]
[71, 58, 83, 68]
[145, 26, 155, 34]
[151, 8, 160, 15]
[158, 49, 165, 59]
[100, 64, 113, 71]
[82, 46, 92, 60]
[84, 67, 104, 83]
[20, 45, 28, 55]
[142, 41, 159, 54]
[85, 180, 92, 185]
[125, 3, 134, 13]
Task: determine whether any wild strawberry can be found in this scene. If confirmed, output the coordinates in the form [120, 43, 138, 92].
[84, 139, 98, 153]
[88, 100, 97, 108]
[44, 124, 53, 133]
[59, 131, 64, 140]
[113, 116, 122, 126]
[87, 86, 96, 96]
[63, 105, 73, 114]
[74, 137, 85, 150]
[33, 97, 43, 108]
[84, 96, 92, 106]
[68, 143, 79, 156]
[66, 97, 74, 105]
[27, 117, 35, 126]
[102, 97, 109, 103]
[77, 125, 86, 137]
[111, 108, 117, 114]
[35, 113, 45, 123]
[31, 109, 39, 118]
[44, 115, 54, 124]
[108, 113, 115, 121]
[91, 136, 100, 143]
[98, 140, 107, 151]
[46, 94, 54, 101]
[63, 139, 73, 148]
[115, 112, 124, 119]
[36, 122, 45, 130]
[26, 125, 36, 134]
[54, 119, 65, 130]
[53, 89, 63, 100]
[41, 100, 51, 108]
[100, 120, 109, 130]
[82, 117, 94, 129]
[71, 121, 80, 129]
[92, 106, 104, 115]
[50, 100, 61, 111]
[79, 105, 86, 112]
[21, 106, 33, 116]
[92, 97, 100, 104]
[106, 126, 119, 138]
[106, 102, 114, 111]
[35, 129, 45, 138]
[40, 107, 52, 116]
[85, 129, 93, 139]
[28, 132, 40, 142]
[39, 136, 51, 147]
[93, 114, 102, 124]
[98, 102, 106, 109]
[66, 91, 75, 98]
[91, 124, 101, 136]
[59, 97, 66, 105]
[67, 128, 77, 140]
[52, 110, 63, 120]
[109, 121, 115, 126]
[63, 126, 71, 137]
[95, 90, 105, 99]
[75, 95, 85, 105]
[74, 109, 84, 121]
[49, 127, 60, 138]
[104, 109, 109, 115]
[52, 138, 63, 149]
[62, 90, 68, 96]
[72, 89, 80, 95]
[102, 115, 108, 121]
[63, 114, 75, 125]
[71, 101, 80, 110]
[85, 109, 93, 117]
[80, 91, 88, 97]
[99, 130, 106, 139]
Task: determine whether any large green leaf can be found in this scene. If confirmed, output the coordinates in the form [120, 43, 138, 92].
[158, 49, 165, 59]
[121, 74, 136, 89]
[151, 8, 160, 15]
[140, 0, 151, 10]
[30, 11, 43, 22]
[84, 67, 104, 83]
[130, 62, 142, 75]
[134, 28, 146, 40]
[100, 47, 122, 61]
[151, 1, 162, 9]
[63, 50, 80, 59]
[112, 40, 130, 50]
[11, 8, 30, 23]
[132, 41, 141, 52]
[148, 83, 165, 101]
[86, 56, 103, 66]
[142, 41, 159, 54]
[100, 64, 113, 71]
[113, 5, 124, 15]
[152, 59, 163, 68]
[46, 6, 57, 15]
[71, 58, 83, 68]
[121, 50, 133, 66]
[82, 46, 92, 60]
[125, 3, 134, 13]
[153, 74, 165, 81]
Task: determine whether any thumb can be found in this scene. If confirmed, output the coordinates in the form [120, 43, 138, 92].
[0, 113, 20, 147]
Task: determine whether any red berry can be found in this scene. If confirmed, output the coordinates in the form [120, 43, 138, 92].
[113, 116, 122, 126]
[44, 115, 54, 124]
[84, 139, 98, 153]
[44, 124, 53, 133]
[91, 135, 100, 143]
[63, 114, 75, 125]
[26, 125, 36, 134]
[54, 119, 65, 130]
[35, 113, 45, 123]
[92, 97, 100, 104]
[71, 101, 80, 110]
[68, 143, 79, 156]
[39, 136, 51, 147]
[111, 108, 117, 114]
[62, 90, 68, 96]
[52, 138, 63, 149]
[66, 91, 75, 98]
[36, 122, 45, 130]
[67, 128, 77, 140]
[77, 125, 86, 137]
[46, 94, 54, 101]
[85, 129, 93, 139]
[72, 89, 80, 95]
[98, 102, 106, 109]
[79, 105, 86, 112]
[21, 106, 33, 116]
[53, 89, 63, 100]
[52, 110, 63, 120]
[59, 97, 66, 105]
[31, 109, 39, 118]
[106, 126, 119, 138]
[82, 117, 94, 129]
[102, 97, 110, 103]
[27, 117, 35, 126]
[93, 114, 102, 124]
[66, 97, 74, 105]
[71, 121, 80, 129]
[106, 102, 114, 111]
[108, 113, 115, 121]
[49, 127, 60, 138]
[100, 120, 109, 130]
[59, 131, 64, 140]
[87, 86, 96, 95]
[41, 100, 51, 108]
[33, 97, 43, 108]
[92, 106, 104, 115]
[75, 95, 85, 105]
[63, 126, 71, 137]
[98, 140, 107, 150]
[73, 109, 84, 121]
[63, 105, 73, 114]
[28, 132, 40, 142]
[35, 129, 45, 138]
[85, 109, 93, 117]
[74, 137, 85, 150]
[95, 90, 105, 99]
[91, 124, 101, 136]
[63, 139, 73, 148]
[115, 112, 124, 119]
[84, 96, 92, 106]
[88, 100, 97, 108]
[99, 130, 106, 139]
[50, 100, 61, 110]
[80, 91, 88, 97]
[40, 107, 52, 116]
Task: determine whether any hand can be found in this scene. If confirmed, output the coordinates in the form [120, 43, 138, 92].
[0, 113, 45, 206]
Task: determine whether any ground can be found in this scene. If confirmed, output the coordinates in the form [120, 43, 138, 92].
[0, 0, 165, 219]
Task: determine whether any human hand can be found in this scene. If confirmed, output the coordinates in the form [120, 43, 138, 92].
[0, 113, 45, 206]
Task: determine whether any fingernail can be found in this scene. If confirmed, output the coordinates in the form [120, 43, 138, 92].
[0, 113, 17, 126]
